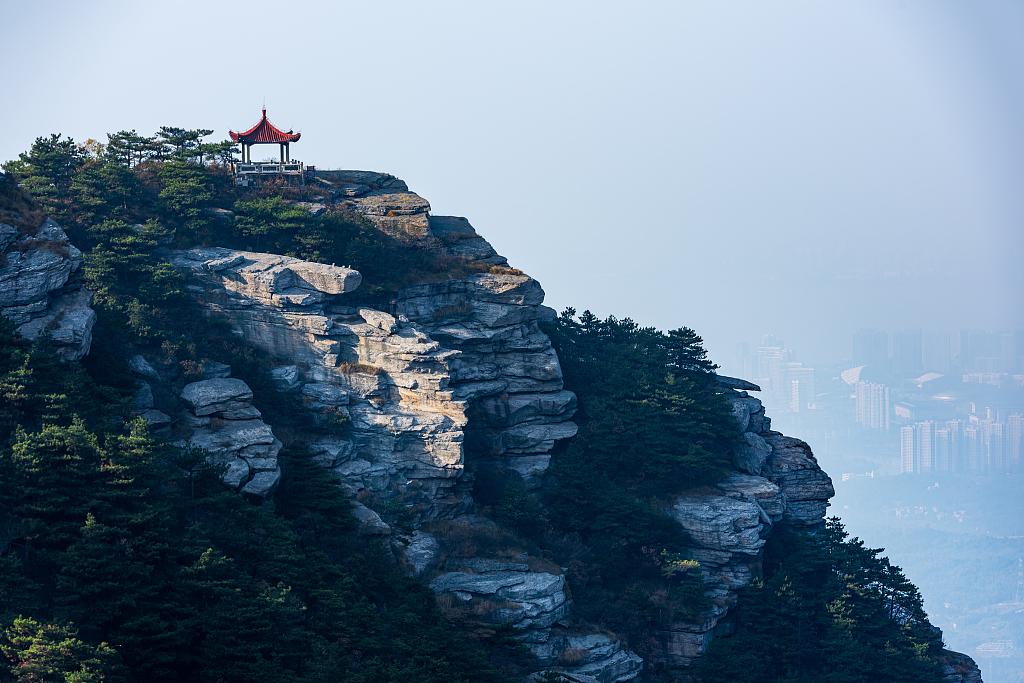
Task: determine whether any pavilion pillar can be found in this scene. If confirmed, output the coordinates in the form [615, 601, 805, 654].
[280, 144, 285, 163]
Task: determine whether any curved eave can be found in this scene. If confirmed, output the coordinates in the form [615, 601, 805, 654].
[228, 129, 301, 144]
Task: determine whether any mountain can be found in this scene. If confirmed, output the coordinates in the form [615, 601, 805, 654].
[0, 136, 984, 682]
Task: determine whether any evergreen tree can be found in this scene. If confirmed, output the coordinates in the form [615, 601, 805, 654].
[0, 617, 125, 683]
[1, 134, 87, 224]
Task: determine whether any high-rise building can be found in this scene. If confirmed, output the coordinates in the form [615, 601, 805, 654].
[916, 421, 935, 472]
[734, 341, 753, 379]
[853, 329, 889, 367]
[893, 330, 923, 375]
[922, 332, 952, 373]
[945, 419, 962, 471]
[786, 363, 816, 412]
[855, 381, 891, 430]
[957, 329, 972, 369]
[964, 426, 981, 472]
[1008, 414, 1024, 472]
[969, 331, 1000, 372]
[756, 345, 787, 408]
[982, 420, 1005, 472]
[935, 427, 952, 472]
[901, 426, 916, 474]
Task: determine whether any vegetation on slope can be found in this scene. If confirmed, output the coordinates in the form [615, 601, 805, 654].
[695, 520, 947, 682]
[2, 129, 955, 682]
[0, 132, 525, 681]
[0, 322, 516, 682]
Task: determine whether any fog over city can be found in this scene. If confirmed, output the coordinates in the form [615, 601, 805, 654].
[4, 2, 1023, 680]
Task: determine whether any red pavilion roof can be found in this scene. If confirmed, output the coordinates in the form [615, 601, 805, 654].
[229, 109, 301, 144]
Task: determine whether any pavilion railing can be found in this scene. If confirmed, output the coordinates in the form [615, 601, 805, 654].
[233, 161, 304, 176]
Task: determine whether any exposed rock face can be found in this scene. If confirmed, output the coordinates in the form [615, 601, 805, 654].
[316, 170, 433, 242]
[168, 178, 619, 676]
[176, 377, 281, 497]
[396, 272, 578, 486]
[531, 632, 644, 682]
[430, 559, 570, 636]
[940, 649, 984, 683]
[0, 219, 95, 359]
[171, 247, 471, 520]
[658, 382, 836, 668]
[166, 171, 974, 681]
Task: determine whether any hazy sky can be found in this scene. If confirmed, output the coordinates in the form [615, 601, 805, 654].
[3, 1, 1022, 366]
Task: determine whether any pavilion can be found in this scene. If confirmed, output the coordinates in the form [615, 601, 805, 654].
[229, 108, 306, 185]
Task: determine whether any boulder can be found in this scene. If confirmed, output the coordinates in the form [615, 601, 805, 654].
[542, 633, 644, 683]
[241, 469, 280, 497]
[129, 354, 159, 380]
[181, 378, 254, 416]
[2, 217, 96, 361]
[200, 360, 232, 379]
[351, 501, 391, 536]
[270, 365, 302, 391]
[672, 492, 766, 556]
[178, 377, 280, 499]
[430, 568, 569, 634]
[732, 432, 772, 475]
[399, 531, 439, 576]
[715, 375, 761, 392]
[763, 434, 834, 525]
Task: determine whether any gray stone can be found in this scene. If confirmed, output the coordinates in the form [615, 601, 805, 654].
[672, 492, 766, 556]
[288, 261, 362, 295]
[763, 434, 834, 525]
[940, 649, 983, 683]
[270, 365, 302, 391]
[129, 355, 159, 380]
[715, 375, 762, 392]
[0, 223, 17, 251]
[359, 307, 399, 333]
[295, 201, 326, 216]
[9, 284, 95, 361]
[545, 633, 644, 683]
[716, 473, 786, 523]
[240, 469, 280, 497]
[733, 432, 772, 475]
[180, 378, 254, 416]
[430, 568, 569, 632]
[308, 438, 354, 467]
[222, 459, 251, 488]
[351, 501, 391, 536]
[399, 531, 439, 576]
[138, 409, 171, 429]
[301, 382, 349, 406]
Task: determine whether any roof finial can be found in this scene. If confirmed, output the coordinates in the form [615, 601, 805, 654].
[262, 97, 266, 117]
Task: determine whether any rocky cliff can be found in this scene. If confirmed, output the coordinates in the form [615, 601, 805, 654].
[148, 171, 819, 679]
[3, 168, 980, 681]
[0, 218, 95, 360]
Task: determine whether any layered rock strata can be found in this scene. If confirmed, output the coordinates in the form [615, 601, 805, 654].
[177, 377, 282, 497]
[167, 173, 976, 682]
[169, 180, 626, 677]
[311, 171, 580, 486]
[0, 219, 95, 360]
[170, 247, 471, 520]
[658, 378, 836, 667]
